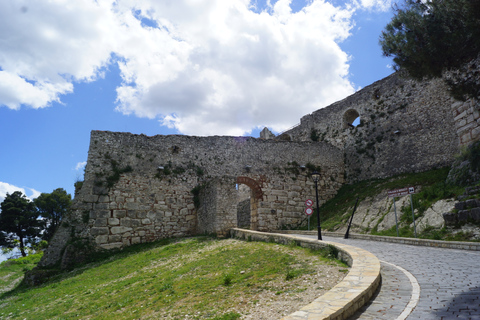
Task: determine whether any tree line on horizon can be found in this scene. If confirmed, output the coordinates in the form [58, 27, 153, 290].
[0, 188, 71, 258]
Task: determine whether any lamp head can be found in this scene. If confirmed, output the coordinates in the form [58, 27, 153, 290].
[311, 171, 320, 182]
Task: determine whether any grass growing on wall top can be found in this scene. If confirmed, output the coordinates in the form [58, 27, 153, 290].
[0, 237, 346, 320]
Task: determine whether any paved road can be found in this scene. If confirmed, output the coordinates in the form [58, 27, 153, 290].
[297, 235, 480, 320]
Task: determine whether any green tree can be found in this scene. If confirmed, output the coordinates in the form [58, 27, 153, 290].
[0, 191, 41, 257]
[380, 0, 480, 79]
[34, 188, 72, 241]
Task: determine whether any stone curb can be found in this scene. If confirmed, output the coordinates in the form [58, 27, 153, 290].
[276, 230, 480, 251]
[231, 228, 381, 320]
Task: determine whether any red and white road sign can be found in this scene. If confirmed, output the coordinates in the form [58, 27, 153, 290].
[305, 199, 313, 207]
[305, 207, 313, 216]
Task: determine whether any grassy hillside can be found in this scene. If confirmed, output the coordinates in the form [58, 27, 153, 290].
[0, 237, 347, 320]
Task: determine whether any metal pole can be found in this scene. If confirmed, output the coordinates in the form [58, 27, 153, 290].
[315, 180, 322, 240]
[393, 197, 399, 237]
[410, 194, 417, 238]
[344, 197, 359, 239]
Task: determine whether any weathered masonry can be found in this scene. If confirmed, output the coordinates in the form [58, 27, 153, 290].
[279, 72, 479, 182]
[40, 62, 479, 268]
[39, 132, 344, 267]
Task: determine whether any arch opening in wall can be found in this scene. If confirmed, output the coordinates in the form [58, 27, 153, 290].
[344, 109, 360, 128]
[236, 184, 251, 229]
[236, 176, 263, 230]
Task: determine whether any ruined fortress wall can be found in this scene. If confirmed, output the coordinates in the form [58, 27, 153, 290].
[282, 72, 464, 182]
[67, 131, 344, 250]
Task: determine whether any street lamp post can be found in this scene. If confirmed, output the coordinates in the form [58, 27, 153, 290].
[311, 171, 322, 240]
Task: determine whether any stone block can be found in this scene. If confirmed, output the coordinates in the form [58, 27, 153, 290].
[126, 202, 139, 210]
[454, 110, 467, 121]
[100, 242, 123, 250]
[457, 210, 470, 222]
[442, 212, 456, 225]
[131, 237, 141, 244]
[131, 219, 142, 228]
[136, 211, 147, 219]
[98, 195, 110, 203]
[472, 127, 480, 139]
[466, 199, 478, 208]
[108, 218, 120, 225]
[470, 208, 480, 221]
[142, 219, 152, 225]
[108, 235, 122, 243]
[455, 202, 466, 210]
[90, 227, 109, 236]
[288, 191, 300, 198]
[84, 195, 99, 203]
[94, 203, 109, 210]
[154, 204, 169, 211]
[113, 210, 126, 218]
[94, 218, 108, 227]
[95, 235, 109, 244]
[461, 132, 472, 144]
[271, 190, 287, 197]
[110, 226, 133, 234]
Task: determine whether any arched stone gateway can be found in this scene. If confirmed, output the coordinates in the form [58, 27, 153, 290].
[38, 131, 344, 268]
[236, 176, 263, 200]
[236, 176, 264, 231]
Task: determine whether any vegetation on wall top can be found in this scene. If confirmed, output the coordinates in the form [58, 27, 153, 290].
[380, 0, 480, 80]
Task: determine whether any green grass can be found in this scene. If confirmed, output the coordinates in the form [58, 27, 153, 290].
[0, 237, 346, 320]
[0, 253, 43, 294]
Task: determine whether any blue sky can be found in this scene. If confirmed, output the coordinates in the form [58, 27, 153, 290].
[0, 0, 395, 205]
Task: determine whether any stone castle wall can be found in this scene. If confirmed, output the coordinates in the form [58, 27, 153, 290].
[280, 72, 471, 182]
[40, 65, 480, 268]
[38, 131, 345, 267]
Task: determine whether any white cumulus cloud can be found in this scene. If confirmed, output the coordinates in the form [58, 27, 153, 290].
[75, 161, 87, 171]
[0, 0, 390, 135]
[0, 182, 40, 204]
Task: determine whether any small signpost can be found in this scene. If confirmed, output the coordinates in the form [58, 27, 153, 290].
[305, 199, 313, 230]
[388, 186, 417, 237]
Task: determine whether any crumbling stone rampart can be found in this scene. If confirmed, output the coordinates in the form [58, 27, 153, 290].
[281, 72, 471, 182]
[39, 131, 344, 267]
[40, 65, 480, 268]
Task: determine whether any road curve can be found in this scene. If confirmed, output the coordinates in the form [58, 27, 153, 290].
[297, 235, 480, 320]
